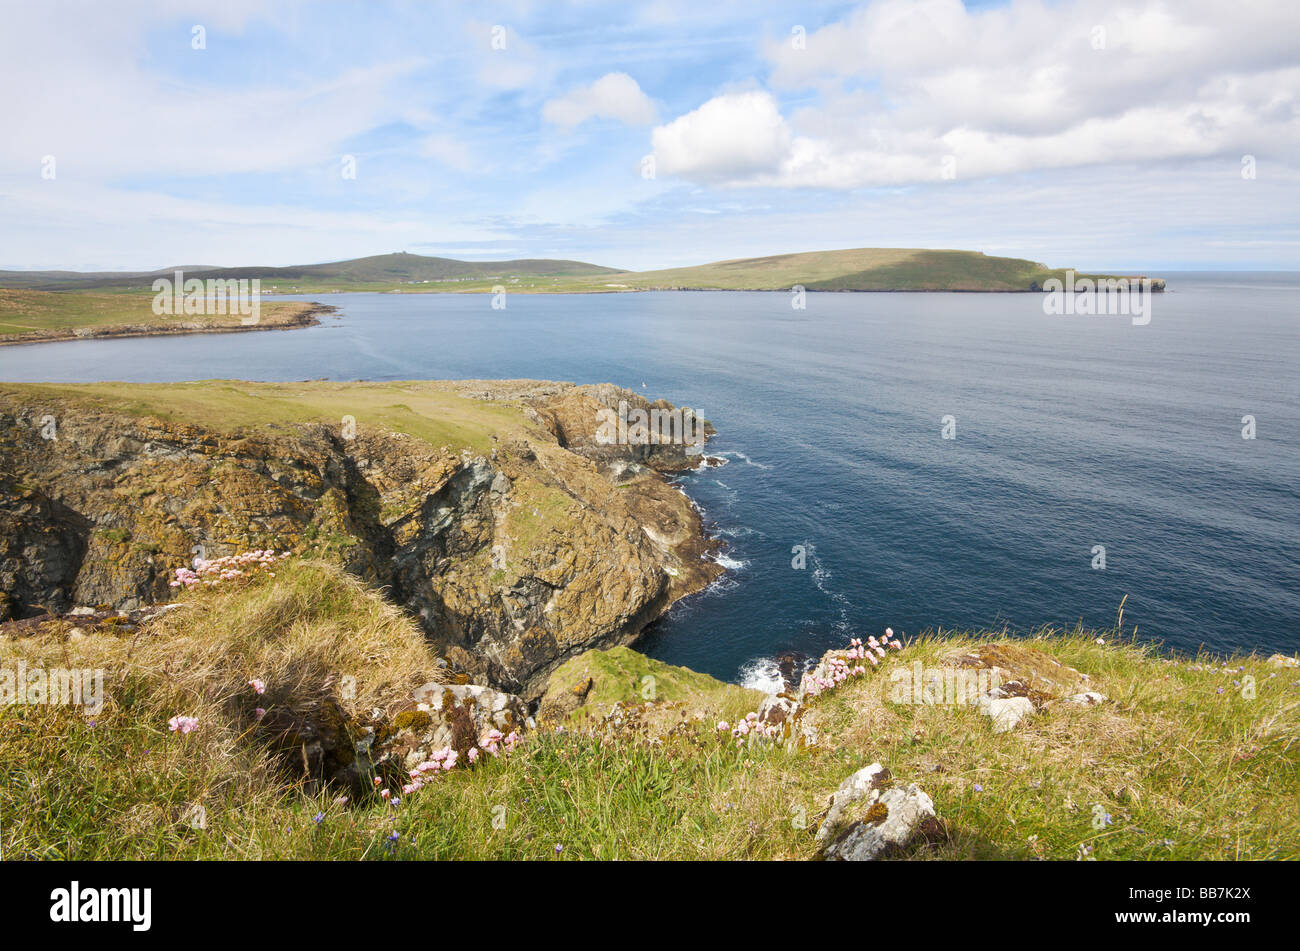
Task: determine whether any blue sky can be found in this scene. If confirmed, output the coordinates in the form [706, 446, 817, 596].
[1, 0, 1297, 271]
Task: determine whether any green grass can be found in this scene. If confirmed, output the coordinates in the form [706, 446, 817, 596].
[2, 558, 1294, 860]
[0, 379, 532, 455]
[0, 288, 316, 340]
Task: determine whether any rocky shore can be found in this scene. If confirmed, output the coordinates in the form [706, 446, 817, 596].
[0, 379, 721, 697]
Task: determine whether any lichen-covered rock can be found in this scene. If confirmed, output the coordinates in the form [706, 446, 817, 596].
[756, 692, 801, 730]
[815, 763, 891, 846]
[529, 383, 715, 474]
[943, 643, 1092, 707]
[1266, 654, 1299, 669]
[821, 785, 937, 861]
[816, 764, 937, 861]
[377, 682, 530, 770]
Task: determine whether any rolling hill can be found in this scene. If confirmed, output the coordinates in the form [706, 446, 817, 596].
[0, 248, 1162, 294]
[0, 252, 621, 291]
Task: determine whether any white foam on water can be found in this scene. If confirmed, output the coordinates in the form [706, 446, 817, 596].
[718, 450, 771, 470]
[712, 552, 749, 571]
[738, 657, 784, 694]
[693, 454, 729, 471]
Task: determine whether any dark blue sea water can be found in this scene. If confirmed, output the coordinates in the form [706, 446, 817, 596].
[3, 273, 1297, 682]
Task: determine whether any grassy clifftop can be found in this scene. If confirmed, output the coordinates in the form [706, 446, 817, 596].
[3, 557, 1295, 860]
[0, 378, 536, 454]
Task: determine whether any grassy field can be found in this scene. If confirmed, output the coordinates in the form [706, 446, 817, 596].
[2, 558, 1293, 860]
[0, 288, 321, 343]
[0, 379, 537, 455]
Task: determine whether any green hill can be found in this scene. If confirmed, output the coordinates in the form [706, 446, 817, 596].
[0, 252, 621, 292]
[0, 247, 1162, 295]
[610, 247, 1160, 292]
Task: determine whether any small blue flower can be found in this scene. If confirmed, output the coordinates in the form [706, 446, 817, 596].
[313, 812, 325, 825]
[973, 784, 983, 792]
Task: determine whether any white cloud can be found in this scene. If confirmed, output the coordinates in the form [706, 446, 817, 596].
[0, 1, 425, 180]
[651, 0, 1300, 189]
[543, 73, 657, 129]
[651, 91, 792, 182]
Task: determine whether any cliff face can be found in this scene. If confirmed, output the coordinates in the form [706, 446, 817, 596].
[0, 380, 721, 697]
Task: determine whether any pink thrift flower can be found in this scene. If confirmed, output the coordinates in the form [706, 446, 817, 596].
[167, 715, 199, 734]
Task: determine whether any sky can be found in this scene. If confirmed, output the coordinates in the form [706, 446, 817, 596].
[1, 0, 1297, 272]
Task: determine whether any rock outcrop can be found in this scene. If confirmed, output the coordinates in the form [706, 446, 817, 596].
[941, 643, 1104, 732]
[0, 380, 723, 698]
[816, 763, 940, 861]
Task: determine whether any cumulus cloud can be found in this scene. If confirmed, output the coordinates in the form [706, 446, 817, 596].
[543, 73, 657, 129]
[650, 91, 792, 181]
[650, 0, 1300, 188]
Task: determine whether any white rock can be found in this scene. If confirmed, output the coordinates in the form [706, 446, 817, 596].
[1266, 654, 1299, 669]
[985, 696, 1034, 733]
[1064, 691, 1107, 706]
[822, 784, 936, 861]
[816, 763, 890, 845]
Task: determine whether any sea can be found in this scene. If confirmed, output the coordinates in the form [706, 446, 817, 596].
[2, 272, 1296, 686]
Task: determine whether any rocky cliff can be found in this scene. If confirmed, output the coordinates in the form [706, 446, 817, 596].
[0, 380, 722, 697]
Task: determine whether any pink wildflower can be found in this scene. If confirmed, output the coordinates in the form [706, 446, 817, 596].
[167, 715, 199, 734]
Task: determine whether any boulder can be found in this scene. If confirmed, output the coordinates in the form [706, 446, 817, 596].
[815, 763, 891, 845]
[816, 765, 937, 861]
[984, 695, 1035, 733]
[1266, 654, 1299, 669]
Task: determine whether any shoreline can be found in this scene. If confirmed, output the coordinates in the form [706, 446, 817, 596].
[0, 301, 335, 348]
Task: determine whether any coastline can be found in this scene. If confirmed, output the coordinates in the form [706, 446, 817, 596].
[0, 301, 335, 348]
[0, 378, 723, 697]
